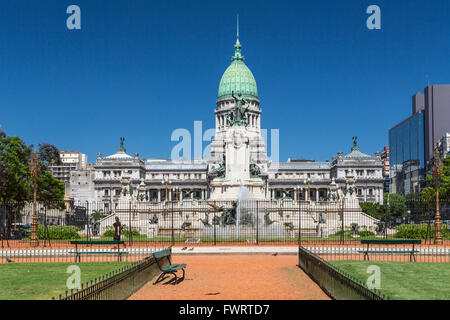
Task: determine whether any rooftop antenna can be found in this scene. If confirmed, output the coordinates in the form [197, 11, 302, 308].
[426, 74, 430, 87]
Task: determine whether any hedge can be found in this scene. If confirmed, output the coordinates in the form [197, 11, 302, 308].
[394, 223, 450, 239]
[38, 225, 81, 240]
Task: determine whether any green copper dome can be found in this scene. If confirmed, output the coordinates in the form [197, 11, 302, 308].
[217, 27, 258, 102]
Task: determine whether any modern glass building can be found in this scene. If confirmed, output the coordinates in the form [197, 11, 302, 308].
[389, 112, 424, 195]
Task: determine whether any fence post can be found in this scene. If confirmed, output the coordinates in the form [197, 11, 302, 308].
[298, 201, 301, 246]
[171, 201, 174, 246]
[129, 201, 132, 245]
[213, 201, 217, 246]
[256, 201, 259, 245]
[43, 204, 51, 248]
[385, 195, 389, 240]
[0, 203, 8, 249]
[340, 200, 345, 245]
[86, 201, 90, 241]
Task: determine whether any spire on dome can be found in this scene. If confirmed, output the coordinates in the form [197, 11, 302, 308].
[232, 15, 244, 61]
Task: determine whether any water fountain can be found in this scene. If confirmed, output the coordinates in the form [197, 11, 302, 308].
[236, 183, 251, 239]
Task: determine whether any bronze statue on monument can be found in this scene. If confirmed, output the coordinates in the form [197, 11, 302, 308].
[226, 91, 250, 127]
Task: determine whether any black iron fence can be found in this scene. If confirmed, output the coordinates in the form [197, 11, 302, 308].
[53, 250, 167, 300]
[1, 198, 449, 262]
[298, 246, 389, 300]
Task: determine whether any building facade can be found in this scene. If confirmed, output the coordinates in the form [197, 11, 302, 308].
[437, 132, 450, 159]
[389, 112, 424, 195]
[68, 30, 384, 207]
[380, 146, 390, 193]
[49, 151, 88, 184]
[389, 85, 450, 195]
[424, 85, 450, 163]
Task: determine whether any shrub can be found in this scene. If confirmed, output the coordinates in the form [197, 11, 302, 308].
[102, 226, 141, 238]
[357, 231, 375, 237]
[394, 223, 450, 239]
[38, 225, 81, 240]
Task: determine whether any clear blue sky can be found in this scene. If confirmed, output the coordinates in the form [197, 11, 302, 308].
[1, 0, 449, 163]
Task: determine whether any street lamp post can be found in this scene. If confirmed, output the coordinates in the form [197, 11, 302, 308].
[162, 178, 171, 202]
[432, 150, 443, 245]
[29, 150, 39, 247]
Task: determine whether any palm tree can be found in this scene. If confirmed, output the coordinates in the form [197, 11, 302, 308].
[91, 209, 105, 222]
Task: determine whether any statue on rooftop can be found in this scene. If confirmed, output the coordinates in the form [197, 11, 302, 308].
[119, 137, 125, 151]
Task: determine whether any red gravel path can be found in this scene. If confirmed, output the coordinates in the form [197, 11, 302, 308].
[129, 254, 329, 300]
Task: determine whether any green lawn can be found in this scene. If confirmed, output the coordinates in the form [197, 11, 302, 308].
[331, 260, 450, 300]
[0, 262, 130, 300]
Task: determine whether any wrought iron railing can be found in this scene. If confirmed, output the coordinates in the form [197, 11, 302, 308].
[298, 246, 389, 300]
[53, 253, 165, 300]
[1, 199, 449, 262]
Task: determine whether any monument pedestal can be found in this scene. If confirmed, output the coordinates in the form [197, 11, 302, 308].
[209, 178, 265, 200]
[209, 126, 266, 200]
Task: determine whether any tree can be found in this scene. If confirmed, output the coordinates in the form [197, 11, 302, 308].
[91, 209, 105, 221]
[38, 143, 62, 165]
[383, 193, 407, 218]
[360, 193, 407, 220]
[0, 135, 65, 206]
[0, 136, 33, 203]
[421, 156, 450, 207]
[359, 202, 385, 219]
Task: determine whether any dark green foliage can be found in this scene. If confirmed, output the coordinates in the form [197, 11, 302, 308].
[0, 136, 32, 203]
[38, 143, 62, 165]
[384, 193, 407, 218]
[102, 226, 141, 238]
[38, 225, 81, 240]
[421, 156, 450, 206]
[0, 135, 64, 206]
[357, 231, 375, 237]
[91, 209, 106, 221]
[360, 193, 408, 219]
[394, 223, 450, 239]
[360, 202, 385, 219]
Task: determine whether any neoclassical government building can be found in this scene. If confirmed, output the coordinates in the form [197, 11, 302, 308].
[67, 30, 384, 208]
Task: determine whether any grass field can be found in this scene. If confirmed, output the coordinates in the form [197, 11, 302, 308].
[0, 262, 130, 300]
[331, 260, 450, 300]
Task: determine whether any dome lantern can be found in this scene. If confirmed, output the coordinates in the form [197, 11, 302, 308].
[217, 17, 259, 103]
